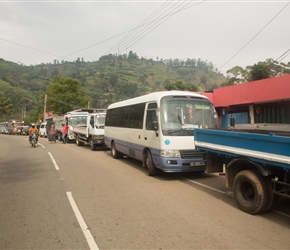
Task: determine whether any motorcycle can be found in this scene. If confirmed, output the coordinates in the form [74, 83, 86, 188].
[30, 132, 38, 148]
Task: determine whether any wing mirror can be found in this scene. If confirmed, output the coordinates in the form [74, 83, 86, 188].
[153, 121, 159, 137]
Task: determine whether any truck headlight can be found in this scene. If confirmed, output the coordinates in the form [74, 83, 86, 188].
[160, 150, 181, 158]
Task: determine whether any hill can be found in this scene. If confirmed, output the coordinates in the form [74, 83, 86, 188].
[0, 52, 226, 121]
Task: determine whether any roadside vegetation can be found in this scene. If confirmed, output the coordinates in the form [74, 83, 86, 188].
[0, 51, 289, 123]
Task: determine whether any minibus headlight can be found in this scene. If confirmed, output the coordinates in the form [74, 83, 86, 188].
[160, 150, 181, 158]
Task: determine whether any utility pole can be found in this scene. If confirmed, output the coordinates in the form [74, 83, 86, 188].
[22, 106, 26, 119]
[44, 94, 47, 122]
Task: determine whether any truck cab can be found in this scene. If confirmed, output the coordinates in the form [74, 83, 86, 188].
[71, 111, 106, 150]
[39, 122, 47, 137]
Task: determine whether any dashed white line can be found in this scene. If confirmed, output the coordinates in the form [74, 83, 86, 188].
[38, 142, 45, 148]
[66, 192, 99, 250]
[48, 152, 59, 170]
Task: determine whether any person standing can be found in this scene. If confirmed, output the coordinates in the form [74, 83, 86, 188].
[48, 125, 56, 143]
[61, 123, 68, 143]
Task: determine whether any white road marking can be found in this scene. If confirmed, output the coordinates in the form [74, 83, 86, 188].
[183, 178, 226, 194]
[66, 192, 99, 250]
[38, 143, 45, 148]
[48, 152, 59, 170]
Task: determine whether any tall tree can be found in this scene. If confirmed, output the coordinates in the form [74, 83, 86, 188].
[225, 58, 290, 85]
[226, 66, 249, 84]
[250, 62, 271, 81]
[165, 80, 198, 91]
[45, 76, 89, 115]
[0, 91, 13, 118]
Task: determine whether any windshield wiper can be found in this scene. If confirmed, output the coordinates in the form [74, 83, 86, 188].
[177, 115, 182, 125]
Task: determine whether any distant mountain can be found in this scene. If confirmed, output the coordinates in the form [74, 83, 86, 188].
[0, 52, 226, 120]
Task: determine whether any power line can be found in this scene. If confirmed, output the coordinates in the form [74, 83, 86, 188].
[47, 96, 81, 109]
[107, 0, 206, 56]
[276, 47, 290, 62]
[115, 1, 192, 55]
[1, 0, 288, 70]
[0, 37, 74, 62]
[105, 0, 175, 55]
[217, 1, 290, 72]
[64, 0, 206, 58]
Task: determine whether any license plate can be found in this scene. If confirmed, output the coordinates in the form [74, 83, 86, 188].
[190, 162, 203, 167]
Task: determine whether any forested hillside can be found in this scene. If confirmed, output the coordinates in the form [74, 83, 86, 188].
[0, 51, 226, 121]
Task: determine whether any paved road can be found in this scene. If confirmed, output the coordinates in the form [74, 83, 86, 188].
[1, 134, 290, 249]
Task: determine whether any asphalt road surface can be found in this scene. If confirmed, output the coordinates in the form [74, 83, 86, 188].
[1, 134, 290, 249]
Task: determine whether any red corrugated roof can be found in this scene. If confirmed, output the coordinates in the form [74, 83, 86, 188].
[196, 92, 214, 103]
[207, 74, 290, 107]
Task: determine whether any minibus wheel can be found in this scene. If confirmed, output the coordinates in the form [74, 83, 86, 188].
[144, 150, 159, 176]
[111, 141, 123, 159]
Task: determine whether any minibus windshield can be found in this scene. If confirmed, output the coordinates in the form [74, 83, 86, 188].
[160, 97, 218, 136]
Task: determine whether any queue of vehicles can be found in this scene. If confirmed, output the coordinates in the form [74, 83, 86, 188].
[0, 109, 107, 148]
[0, 120, 29, 135]
[1, 90, 289, 214]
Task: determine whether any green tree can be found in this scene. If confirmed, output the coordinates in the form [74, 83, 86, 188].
[45, 76, 89, 114]
[226, 66, 249, 84]
[165, 80, 198, 91]
[186, 83, 198, 91]
[225, 58, 290, 85]
[250, 62, 271, 81]
[175, 80, 186, 90]
[164, 82, 176, 90]
[0, 91, 13, 118]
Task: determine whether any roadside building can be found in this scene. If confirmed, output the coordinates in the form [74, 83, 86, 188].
[200, 74, 290, 128]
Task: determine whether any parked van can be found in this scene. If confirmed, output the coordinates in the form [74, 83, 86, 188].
[39, 122, 47, 137]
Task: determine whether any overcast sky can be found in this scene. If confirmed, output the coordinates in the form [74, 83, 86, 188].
[0, 0, 289, 74]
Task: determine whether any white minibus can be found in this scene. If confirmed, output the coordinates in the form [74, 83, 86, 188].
[104, 91, 219, 176]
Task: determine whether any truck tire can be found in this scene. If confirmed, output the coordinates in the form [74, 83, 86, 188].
[76, 135, 84, 146]
[262, 177, 274, 212]
[90, 139, 97, 151]
[233, 169, 271, 214]
[144, 150, 159, 176]
[111, 141, 123, 159]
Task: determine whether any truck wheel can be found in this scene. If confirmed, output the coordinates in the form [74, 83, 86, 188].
[111, 141, 123, 159]
[90, 139, 97, 151]
[76, 136, 84, 146]
[144, 150, 159, 176]
[233, 169, 271, 214]
[262, 178, 274, 212]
